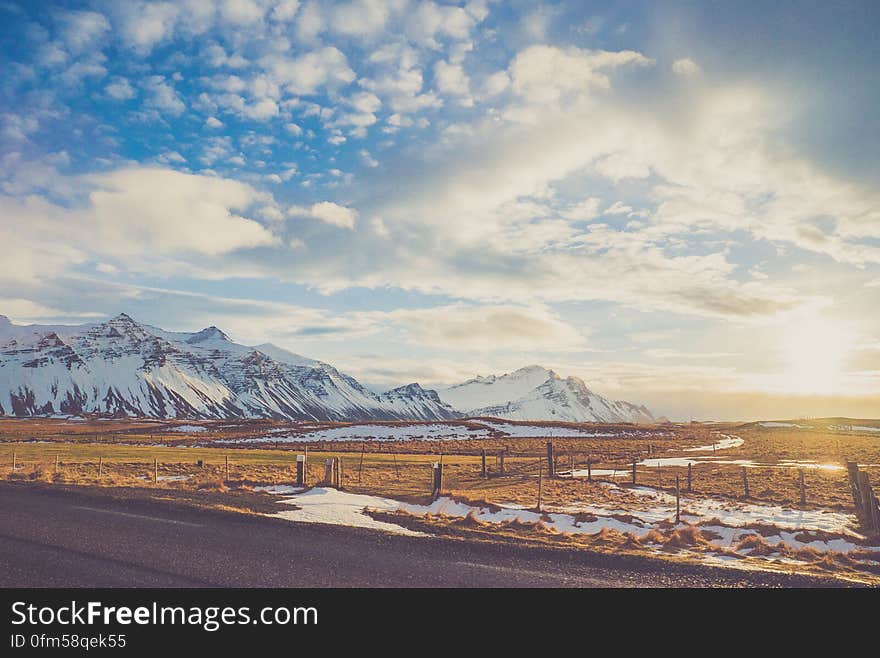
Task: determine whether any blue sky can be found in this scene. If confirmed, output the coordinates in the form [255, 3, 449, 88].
[1, 0, 879, 420]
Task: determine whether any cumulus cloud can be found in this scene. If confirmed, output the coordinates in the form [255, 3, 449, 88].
[0, 168, 278, 276]
[260, 47, 355, 95]
[289, 201, 359, 229]
[509, 45, 653, 104]
[60, 10, 110, 53]
[143, 75, 185, 115]
[672, 57, 701, 77]
[105, 76, 136, 100]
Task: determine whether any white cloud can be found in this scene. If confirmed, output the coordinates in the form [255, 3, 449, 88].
[0, 168, 278, 271]
[105, 76, 136, 101]
[561, 197, 601, 221]
[672, 57, 701, 77]
[271, 0, 301, 22]
[406, 1, 476, 47]
[434, 60, 471, 104]
[143, 75, 186, 115]
[205, 116, 224, 128]
[481, 70, 510, 97]
[244, 98, 279, 120]
[60, 10, 110, 53]
[332, 0, 401, 39]
[289, 201, 359, 229]
[362, 46, 441, 113]
[0, 298, 99, 324]
[359, 149, 379, 167]
[605, 201, 633, 215]
[260, 47, 355, 95]
[219, 0, 265, 25]
[119, 1, 180, 54]
[509, 45, 653, 105]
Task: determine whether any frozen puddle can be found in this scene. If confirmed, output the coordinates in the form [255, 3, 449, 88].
[271, 487, 427, 537]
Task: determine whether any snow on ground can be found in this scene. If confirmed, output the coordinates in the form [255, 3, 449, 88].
[254, 484, 305, 494]
[682, 435, 744, 451]
[271, 487, 427, 536]
[170, 424, 207, 433]
[229, 423, 490, 443]
[268, 484, 877, 576]
[475, 420, 621, 438]
[225, 419, 674, 444]
[558, 434, 841, 474]
[829, 425, 880, 433]
[758, 422, 806, 428]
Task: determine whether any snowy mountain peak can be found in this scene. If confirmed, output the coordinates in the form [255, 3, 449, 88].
[439, 365, 653, 424]
[186, 326, 231, 343]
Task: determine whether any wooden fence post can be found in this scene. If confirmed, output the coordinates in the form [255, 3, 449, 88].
[847, 462, 862, 513]
[499, 451, 505, 475]
[569, 453, 574, 475]
[12, 450, 16, 472]
[98, 456, 103, 477]
[742, 466, 750, 498]
[799, 468, 806, 506]
[324, 459, 333, 486]
[431, 462, 443, 500]
[675, 475, 681, 524]
[687, 462, 692, 493]
[480, 449, 486, 478]
[225, 454, 229, 481]
[537, 460, 543, 512]
[587, 458, 592, 483]
[358, 442, 366, 483]
[631, 460, 637, 485]
[296, 454, 305, 486]
[54, 454, 59, 474]
[546, 442, 555, 478]
[857, 471, 879, 534]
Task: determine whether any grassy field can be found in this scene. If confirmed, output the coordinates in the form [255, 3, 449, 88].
[2, 416, 878, 509]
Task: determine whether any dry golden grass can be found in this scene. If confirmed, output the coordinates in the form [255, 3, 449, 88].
[2, 417, 879, 517]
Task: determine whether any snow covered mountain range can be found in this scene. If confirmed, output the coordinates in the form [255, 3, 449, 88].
[0, 314, 654, 423]
[437, 365, 655, 424]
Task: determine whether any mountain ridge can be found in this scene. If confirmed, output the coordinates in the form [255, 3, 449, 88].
[0, 314, 654, 423]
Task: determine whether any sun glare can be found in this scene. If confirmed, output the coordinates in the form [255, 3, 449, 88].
[777, 315, 857, 395]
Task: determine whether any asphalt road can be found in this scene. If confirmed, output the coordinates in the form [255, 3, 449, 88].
[0, 483, 838, 587]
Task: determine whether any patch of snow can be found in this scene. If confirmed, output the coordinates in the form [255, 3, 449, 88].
[271, 487, 427, 536]
[478, 420, 622, 438]
[229, 423, 489, 443]
[170, 424, 207, 433]
[254, 484, 305, 495]
[682, 435, 744, 451]
[829, 425, 880, 433]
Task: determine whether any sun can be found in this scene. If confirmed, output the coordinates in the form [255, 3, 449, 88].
[777, 314, 857, 395]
